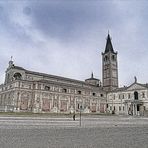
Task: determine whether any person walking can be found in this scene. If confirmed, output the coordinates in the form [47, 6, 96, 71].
[73, 113, 76, 121]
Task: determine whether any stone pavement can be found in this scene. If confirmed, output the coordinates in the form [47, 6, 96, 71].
[0, 115, 148, 148]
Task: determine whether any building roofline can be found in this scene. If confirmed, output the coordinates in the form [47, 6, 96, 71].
[11, 65, 103, 88]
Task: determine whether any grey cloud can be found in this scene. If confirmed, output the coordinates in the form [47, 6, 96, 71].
[0, 0, 148, 86]
[27, 1, 120, 41]
[23, 6, 31, 15]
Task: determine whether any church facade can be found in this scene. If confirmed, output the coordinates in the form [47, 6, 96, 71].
[0, 34, 148, 115]
[107, 80, 148, 116]
[0, 59, 106, 113]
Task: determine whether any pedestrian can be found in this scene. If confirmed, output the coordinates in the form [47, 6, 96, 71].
[73, 113, 76, 121]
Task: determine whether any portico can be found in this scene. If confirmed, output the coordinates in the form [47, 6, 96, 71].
[124, 100, 143, 116]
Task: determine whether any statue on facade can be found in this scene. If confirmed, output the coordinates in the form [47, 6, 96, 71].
[134, 76, 137, 83]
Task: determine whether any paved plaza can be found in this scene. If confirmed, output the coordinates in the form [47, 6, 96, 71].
[0, 115, 148, 148]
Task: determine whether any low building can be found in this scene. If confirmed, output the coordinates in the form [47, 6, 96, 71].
[107, 79, 148, 116]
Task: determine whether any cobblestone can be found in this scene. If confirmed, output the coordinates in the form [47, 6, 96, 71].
[0, 116, 148, 148]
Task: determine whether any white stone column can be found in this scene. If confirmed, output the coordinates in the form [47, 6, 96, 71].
[135, 104, 137, 115]
[50, 94, 53, 110]
[132, 104, 135, 115]
[17, 92, 21, 111]
[58, 94, 61, 112]
[125, 103, 127, 115]
[98, 99, 100, 113]
[127, 103, 129, 115]
[74, 96, 76, 112]
[134, 104, 136, 115]
[40, 92, 43, 111]
[96, 99, 99, 113]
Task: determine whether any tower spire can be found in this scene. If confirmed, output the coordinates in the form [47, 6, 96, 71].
[104, 33, 114, 53]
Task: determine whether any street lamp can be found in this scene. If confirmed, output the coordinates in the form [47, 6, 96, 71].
[80, 105, 82, 127]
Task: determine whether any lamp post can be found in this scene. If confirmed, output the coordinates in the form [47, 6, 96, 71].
[80, 105, 82, 127]
[112, 95, 113, 114]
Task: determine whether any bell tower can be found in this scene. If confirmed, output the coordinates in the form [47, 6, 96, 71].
[102, 33, 118, 91]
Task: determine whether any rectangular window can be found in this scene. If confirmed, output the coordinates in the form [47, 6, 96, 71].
[113, 94, 116, 100]
[119, 106, 121, 111]
[29, 85, 31, 89]
[78, 104, 80, 109]
[38, 84, 41, 89]
[143, 106, 146, 110]
[33, 84, 36, 89]
[128, 93, 130, 99]
[137, 105, 140, 111]
[100, 94, 103, 97]
[119, 94, 120, 99]
[122, 94, 124, 99]
[62, 88, 67, 93]
[142, 92, 145, 98]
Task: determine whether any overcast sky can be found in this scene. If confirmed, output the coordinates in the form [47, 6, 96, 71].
[0, 0, 148, 87]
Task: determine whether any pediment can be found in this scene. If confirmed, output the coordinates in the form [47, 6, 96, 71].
[127, 83, 146, 91]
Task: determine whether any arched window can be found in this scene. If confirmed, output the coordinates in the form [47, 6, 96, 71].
[13, 73, 22, 80]
[78, 90, 81, 94]
[142, 92, 145, 98]
[104, 56, 108, 61]
[7, 73, 10, 80]
[62, 88, 67, 93]
[45, 86, 50, 90]
[112, 55, 116, 61]
[134, 91, 138, 100]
